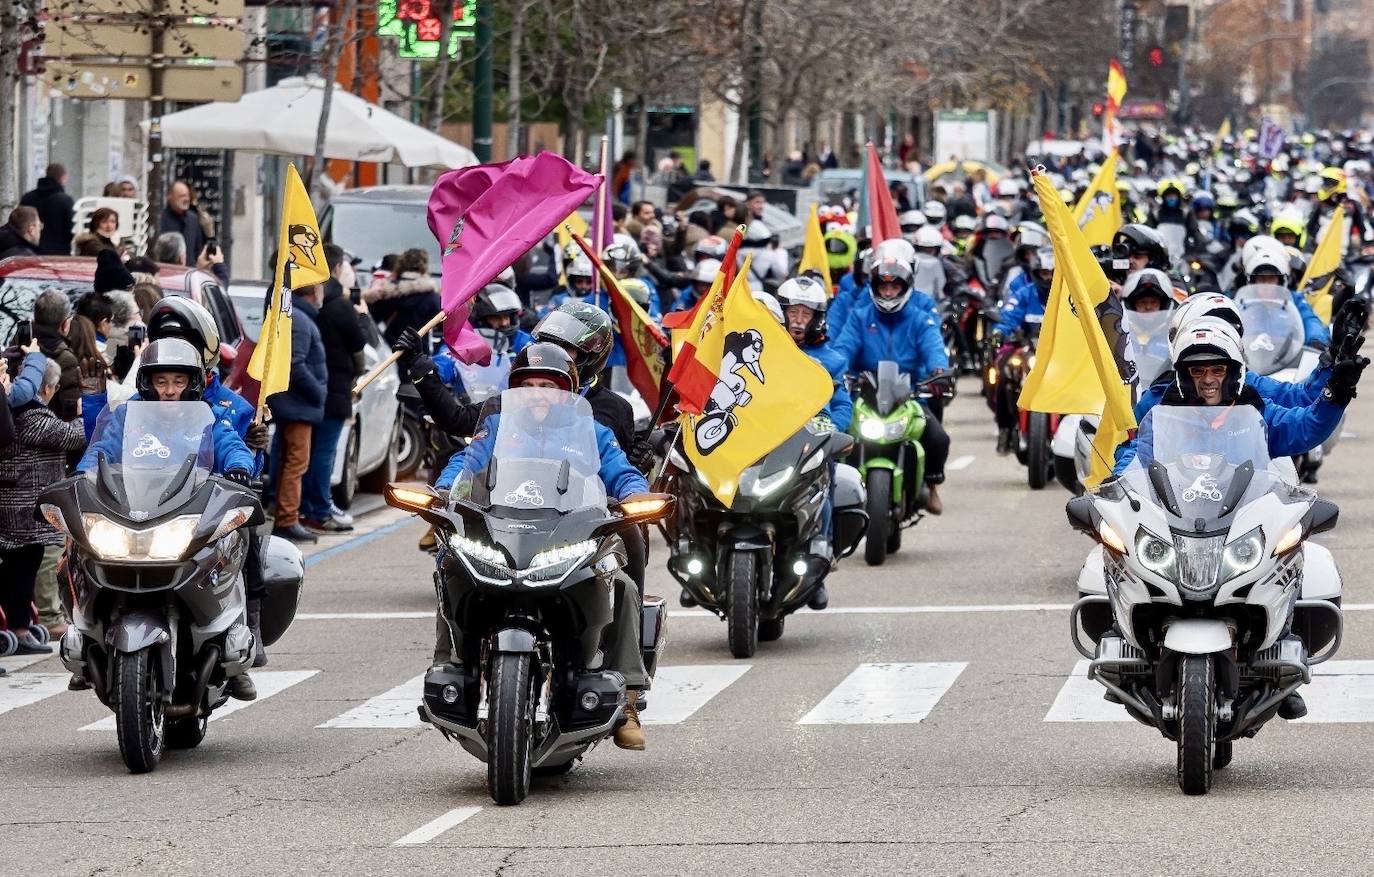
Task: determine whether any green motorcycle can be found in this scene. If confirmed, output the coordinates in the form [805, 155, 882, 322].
[848, 361, 945, 566]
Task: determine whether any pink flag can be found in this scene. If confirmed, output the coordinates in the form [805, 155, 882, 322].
[427, 152, 602, 362]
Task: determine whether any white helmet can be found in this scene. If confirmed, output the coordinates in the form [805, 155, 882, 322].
[1241, 234, 1291, 284]
[496, 266, 516, 287]
[872, 237, 917, 269]
[983, 213, 1010, 233]
[775, 275, 829, 311]
[745, 220, 773, 243]
[1168, 292, 1243, 342]
[914, 225, 945, 249]
[1033, 245, 1056, 274]
[753, 290, 784, 325]
[898, 209, 927, 230]
[1170, 320, 1246, 400]
[1121, 268, 1175, 310]
[1014, 222, 1050, 250]
[952, 215, 978, 233]
[692, 258, 721, 285]
[566, 254, 595, 281]
[923, 200, 947, 224]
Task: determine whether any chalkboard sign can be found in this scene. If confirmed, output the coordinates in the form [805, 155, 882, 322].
[167, 148, 234, 266]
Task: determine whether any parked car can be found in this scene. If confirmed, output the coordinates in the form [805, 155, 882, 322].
[227, 282, 401, 508]
[318, 186, 439, 274]
[0, 255, 251, 383]
[812, 168, 928, 211]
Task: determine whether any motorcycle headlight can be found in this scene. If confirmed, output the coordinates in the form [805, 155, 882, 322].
[1134, 526, 1177, 580]
[1220, 527, 1264, 582]
[525, 540, 597, 583]
[859, 418, 885, 440]
[80, 514, 200, 562]
[453, 535, 513, 582]
[800, 448, 825, 474]
[84, 514, 131, 559]
[882, 417, 909, 440]
[747, 466, 794, 498]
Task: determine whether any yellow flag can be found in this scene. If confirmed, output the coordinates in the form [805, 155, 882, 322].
[1072, 149, 1122, 248]
[248, 164, 329, 406]
[1022, 171, 1137, 488]
[555, 208, 589, 256]
[1216, 118, 1232, 141]
[679, 266, 833, 506]
[798, 203, 832, 290]
[1299, 204, 1346, 324]
[1107, 59, 1127, 108]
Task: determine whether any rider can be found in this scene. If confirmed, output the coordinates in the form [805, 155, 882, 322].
[543, 254, 597, 314]
[1112, 224, 1172, 274]
[1269, 212, 1308, 251]
[76, 338, 259, 701]
[434, 342, 653, 750]
[434, 284, 531, 395]
[829, 255, 952, 514]
[989, 247, 1053, 454]
[1120, 268, 1176, 313]
[1237, 234, 1331, 347]
[1306, 166, 1368, 251]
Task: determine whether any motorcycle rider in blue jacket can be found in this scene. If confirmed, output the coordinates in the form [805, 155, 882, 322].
[434, 284, 531, 397]
[1236, 235, 1330, 347]
[830, 254, 952, 514]
[988, 246, 1054, 453]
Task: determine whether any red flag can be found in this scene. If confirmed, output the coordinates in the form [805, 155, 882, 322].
[865, 142, 901, 244]
[662, 225, 745, 330]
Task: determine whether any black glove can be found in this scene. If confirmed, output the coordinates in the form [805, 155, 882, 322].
[224, 468, 252, 486]
[407, 354, 436, 383]
[627, 437, 656, 475]
[1331, 298, 1369, 361]
[1324, 335, 1369, 406]
[245, 422, 269, 451]
[391, 327, 424, 366]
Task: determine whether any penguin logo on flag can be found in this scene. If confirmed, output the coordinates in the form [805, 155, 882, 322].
[288, 225, 320, 267]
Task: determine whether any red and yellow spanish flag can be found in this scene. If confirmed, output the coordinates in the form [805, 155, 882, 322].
[1107, 59, 1128, 110]
[663, 224, 745, 332]
[667, 256, 748, 415]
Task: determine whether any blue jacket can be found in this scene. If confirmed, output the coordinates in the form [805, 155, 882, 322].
[804, 342, 853, 432]
[994, 273, 1046, 336]
[1290, 291, 1331, 347]
[7, 351, 46, 408]
[829, 280, 859, 332]
[1133, 367, 1331, 423]
[435, 412, 648, 498]
[204, 373, 264, 476]
[829, 293, 950, 381]
[77, 402, 257, 476]
[266, 294, 328, 424]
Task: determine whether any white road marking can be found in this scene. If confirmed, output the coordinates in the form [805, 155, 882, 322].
[797, 662, 966, 725]
[1296, 660, 1374, 723]
[1044, 660, 1132, 723]
[948, 455, 976, 471]
[79, 669, 319, 731]
[392, 806, 482, 846]
[296, 612, 433, 621]
[295, 604, 1079, 622]
[0, 651, 62, 674]
[0, 673, 71, 717]
[642, 664, 752, 725]
[319, 673, 425, 728]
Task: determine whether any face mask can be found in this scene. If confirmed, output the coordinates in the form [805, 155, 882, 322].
[1164, 195, 1181, 209]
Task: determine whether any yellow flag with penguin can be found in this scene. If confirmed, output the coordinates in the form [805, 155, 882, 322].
[1072, 149, 1122, 248]
[1299, 203, 1345, 325]
[680, 257, 834, 506]
[798, 203, 832, 291]
[248, 163, 329, 409]
[1022, 169, 1137, 488]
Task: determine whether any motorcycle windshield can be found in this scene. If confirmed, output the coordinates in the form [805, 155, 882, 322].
[1158, 224, 1186, 262]
[456, 387, 607, 514]
[453, 358, 511, 404]
[1124, 309, 1173, 388]
[95, 401, 215, 517]
[1235, 284, 1304, 375]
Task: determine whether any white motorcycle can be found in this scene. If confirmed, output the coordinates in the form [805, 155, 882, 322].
[1068, 404, 1343, 794]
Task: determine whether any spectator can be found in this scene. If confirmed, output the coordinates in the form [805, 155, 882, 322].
[612, 150, 637, 204]
[781, 150, 806, 186]
[266, 284, 327, 543]
[32, 289, 81, 422]
[4, 336, 48, 409]
[746, 190, 768, 222]
[101, 181, 122, 198]
[104, 291, 141, 379]
[301, 244, 366, 533]
[0, 206, 41, 259]
[693, 159, 715, 183]
[158, 181, 207, 260]
[132, 279, 164, 323]
[0, 358, 86, 652]
[362, 247, 439, 348]
[74, 208, 120, 256]
[66, 312, 112, 439]
[75, 292, 115, 352]
[20, 163, 75, 255]
[125, 255, 158, 275]
[715, 196, 742, 234]
[93, 249, 134, 296]
[116, 177, 138, 199]
[631, 201, 659, 231]
[151, 231, 188, 266]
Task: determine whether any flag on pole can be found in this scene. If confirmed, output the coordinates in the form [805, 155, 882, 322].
[1021, 169, 1137, 488]
[1216, 118, 1232, 141]
[667, 256, 750, 415]
[798, 202, 833, 290]
[1106, 59, 1128, 108]
[662, 225, 745, 331]
[248, 163, 329, 407]
[863, 142, 901, 244]
[1299, 204, 1346, 324]
[1072, 149, 1123, 247]
[679, 273, 834, 505]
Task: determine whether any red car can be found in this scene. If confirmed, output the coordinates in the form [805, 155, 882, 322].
[0, 256, 254, 389]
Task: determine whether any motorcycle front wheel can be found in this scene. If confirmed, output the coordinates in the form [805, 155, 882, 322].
[864, 469, 892, 566]
[487, 651, 534, 805]
[115, 648, 165, 774]
[1027, 412, 1051, 490]
[725, 550, 759, 659]
[1176, 653, 1216, 795]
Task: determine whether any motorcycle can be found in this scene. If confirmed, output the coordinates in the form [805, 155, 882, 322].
[662, 419, 866, 657]
[942, 283, 1000, 374]
[849, 361, 943, 566]
[1069, 404, 1342, 794]
[37, 401, 302, 773]
[385, 387, 674, 805]
[987, 318, 1057, 489]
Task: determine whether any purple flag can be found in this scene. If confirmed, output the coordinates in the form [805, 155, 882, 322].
[427, 152, 602, 362]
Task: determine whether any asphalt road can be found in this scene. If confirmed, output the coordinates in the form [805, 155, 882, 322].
[5, 376, 1374, 876]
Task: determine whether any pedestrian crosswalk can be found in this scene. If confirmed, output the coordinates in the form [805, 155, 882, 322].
[9, 659, 1374, 731]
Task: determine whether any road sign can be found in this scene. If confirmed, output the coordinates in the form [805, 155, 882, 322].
[40, 60, 243, 101]
[46, 20, 243, 61]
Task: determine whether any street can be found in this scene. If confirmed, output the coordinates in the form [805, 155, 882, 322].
[4, 375, 1373, 876]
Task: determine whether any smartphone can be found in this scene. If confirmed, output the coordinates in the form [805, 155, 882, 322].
[350, 286, 362, 306]
[11, 319, 31, 348]
[127, 324, 146, 346]
[205, 239, 219, 258]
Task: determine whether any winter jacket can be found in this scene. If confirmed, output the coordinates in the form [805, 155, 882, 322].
[1290, 291, 1331, 347]
[364, 272, 441, 347]
[6, 351, 47, 409]
[204, 374, 264, 477]
[158, 206, 208, 261]
[803, 342, 853, 432]
[586, 382, 637, 452]
[77, 401, 255, 477]
[34, 324, 82, 422]
[73, 231, 118, 256]
[993, 273, 1047, 336]
[266, 294, 327, 424]
[316, 279, 368, 420]
[435, 411, 648, 499]
[0, 381, 13, 453]
[0, 402, 85, 549]
[0, 222, 38, 260]
[20, 176, 75, 255]
[829, 292, 949, 381]
[1134, 366, 1331, 423]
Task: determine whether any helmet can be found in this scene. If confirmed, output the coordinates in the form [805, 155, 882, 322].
[1156, 178, 1186, 198]
[1228, 208, 1260, 239]
[136, 338, 208, 402]
[1242, 234, 1292, 284]
[565, 254, 595, 283]
[872, 237, 917, 269]
[1031, 246, 1055, 294]
[1013, 221, 1049, 251]
[753, 291, 784, 325]
[744, 220, 773, 244]
[495, 266, 516, 287]
[775, 275, 829, 344]
[823, 229, 858, 271]
[603, 241, 642, 277]
[1268, 213, 1307, 248]
[1168, 292, 1243, 342]
[1121, 268, 1174, 311]
[869, 257, 914, 314]
[620, 278, 652, 310]
[923, 200, 947, 224]
[509, 341, 579, 392]
[1319, 167, 1347, 201]
[1191, 190, 1215, 210]
[914, 225, 944, 250]
[146, 296, 220, 371]
[471, 284, 523, 338]
[694, 235, 728, 261]
[1170, 320, 1245, 403]
[898, 210, 927, 233]
[982, 214, 1010, 234]
[692, 258, 722, 286]
[531, 301, 613, 384]
[1112, 224, 1169, 269]
[951, 215, 978, 234]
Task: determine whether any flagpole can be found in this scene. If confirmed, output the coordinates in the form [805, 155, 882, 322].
[592, 139, 608, 297]
[254, 259, 292, 425]
[352, 308, 448, 398]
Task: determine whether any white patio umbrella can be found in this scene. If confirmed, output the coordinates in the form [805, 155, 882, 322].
[147, 76, 477, 169]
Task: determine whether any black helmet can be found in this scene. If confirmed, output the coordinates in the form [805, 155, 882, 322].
[136, 338, 207, 401]
[146, 296, 221, 371]
[1112, 224, 1170, 270]
[509, 342, 579, 392]
[471, 284, 523, 339]
[531, 301, 614, 384]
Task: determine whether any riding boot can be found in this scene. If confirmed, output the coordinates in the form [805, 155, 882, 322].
[614, 690, 646, 750]
[246, 599, 267, 668]
[925, 484, 944, 516]
[227, 672, 257, 701]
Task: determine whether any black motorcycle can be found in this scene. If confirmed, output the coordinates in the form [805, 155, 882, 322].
[39, 401, 302, 773]
[386, 387, 673, 805]
[942, 283, 1001, 374]
[661, 419, 867, 658]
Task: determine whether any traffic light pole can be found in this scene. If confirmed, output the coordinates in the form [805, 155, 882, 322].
[146, 0, 167, 240]
[471, 0, 492, 162]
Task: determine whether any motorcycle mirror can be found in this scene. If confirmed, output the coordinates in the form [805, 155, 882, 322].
[1306, 498, 1340, 535]
[1065, 495, 1099, 536]
[385, 482, 440, 513]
